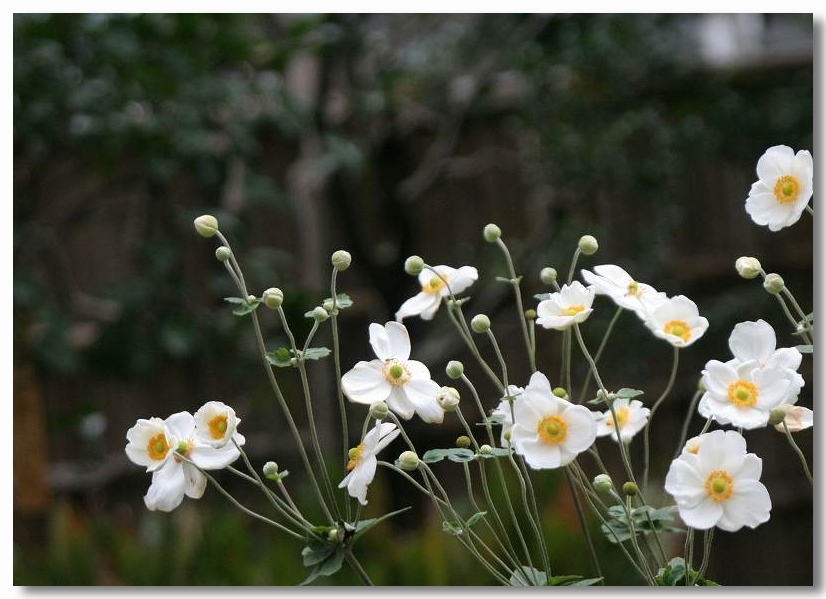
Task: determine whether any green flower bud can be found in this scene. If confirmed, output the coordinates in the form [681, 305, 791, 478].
[593, 474, 613, 493]
[735, 256, 762, 280]
[262, 287, 284, 309]
[483, 223, 502, 243]
[404, 255, 425, 276]
[194, 214, 219, 238]
[312, 306, 329, 322]
[331, 249, 352, 271]
[524, 309, 537, 320]
[622, 481, 638, 497]
[215, 246, 232, 262]
[578, 235, 599, 256]
[764, 273, 785, 295]
[245, 294, 258, 305]
[503, 429, 511, 442]
[768, 406, 787, 427]
[327, 528, 343, 543]
[471, 314, 491, 334]
[398, 450, 420, 471]
[540, 267, 557, 285]
[445, 360, 464, 379]
[436, 386, 460, 411]
[479, 444, 494, 456]
[369, 401, 389, 420]
[263, 461, 280, 480]
[552, 387, 568, 399]
[456, 435, 472, 449]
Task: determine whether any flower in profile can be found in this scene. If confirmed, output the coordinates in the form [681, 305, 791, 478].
[490, 385, 524, 447]
[341, 322, 443, 422]
[664, 429, 771, 532]
[395, 265, 478, 321]
[644, 295, 708, 348]
[194, 401, 246, 448]
[698, 359, 790, 429]
[594, 398, 650, 443]
[745, 145, 813, 231]
[681, 435, 704, 456]
[773, 404, 813, 433]
[510, 372, 597, 469]
[536, 281, 595, 331]
[125, 411, 244, 512]
[580, 264, 667, 319]
[338, 420, 400, 505]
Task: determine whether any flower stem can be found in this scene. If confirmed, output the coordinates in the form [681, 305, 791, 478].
[579, 307, 624, 403]
[344, 549, 374, 585]
[642, 346, 680, 493]
[329, 269, 352, 522]
[495, 237, 536, 372]
[563, 468, 604, 584]
[805, 204, 814, 216]
[782, 420, 813, 486]
[674, 389, 703, 459]
[486, 329, 510, 388]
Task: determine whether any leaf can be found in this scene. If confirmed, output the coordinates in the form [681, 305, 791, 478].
[615, 388, 644, 399]
[266, 347, 331, 367]
[299, 546, 345, 585]
[442, 520, 463, 536]
[223, 296, 245, 304]
[567, 578, 604, 586]
[796, 344, 813, 354]
[478, 447, 511, 459]
[495, 276, 522, 285]
[352, 507, 411, 542]
[422, 448, 475, 463]
[302, 347, 332, 360]
[465, 511, 487, 527]
[534, 293, 551, 301]
[547, 574, 603, 586]
[225, 296, 261, 315]
[654, 557, 717, 586]
[422, 449, 449, 463]
[601, 504, 682, 543]
[509, 566, 548, 586]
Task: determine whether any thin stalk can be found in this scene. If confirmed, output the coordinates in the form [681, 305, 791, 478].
[225, 465, 311, 530]
[617, 493, 656, 585]
[782, 421, 813, 485]
[642, 346, 680, 492]
[344, 549, 374, 586]
[564, 468, 604, 584]
[579, 307, 624, 402]
[675, 389, 703, 459]
[781, 286, 813, 336]
[563, 329, 572, 396]
[329, 269, 352, 522]
[566, 247, 582, 285]
[486, 328, 510, 388]
[773, 292, 813, 346]
[696, 528, 715, 580]
[512, 451, 552, 578]
[684, 528, 695, 586]
[495, 237, 535, 371]
[445, 300, 506, 393]
[805, 204, 814, 216]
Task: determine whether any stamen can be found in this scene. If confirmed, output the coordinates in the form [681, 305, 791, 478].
[773, 175, 800, 205]
[207, 414, 229, 440]
[664, 320, 691, 342]
[537, 415, 568, 445]
[147, 433, 170, 461]
[727, 380, 759, 407]
[563, 305, 585, 317]
[704, 470, 734, 502]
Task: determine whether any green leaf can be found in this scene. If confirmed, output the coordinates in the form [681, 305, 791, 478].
[495, 276, 522, 285]
[225, 296, 261, 315]
[266, 347, 331, 367]
[615, 388, 644, 399]
[548, 574, 602, 586]
[465, 511, 487, 527]
[442, 520, 463, 536]
[601, 505, 682, 543]
[299, 546, 345, 585]
[352, 507, 411, 542]
[796, 344, 813, 354]
[654, 557, 717, 586]
[422, 448, 475, 463]
[478, 447, 511, 459]
[421, 448, 449, 463]
[302, 347, 332, 360]
[534, 293, 551, 301]
[223, 296, 245, 304]
[567, 578, 604, 586]
[509, 566, 548, 586]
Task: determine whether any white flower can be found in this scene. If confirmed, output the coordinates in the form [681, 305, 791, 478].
[536, 281, 595, 331]
[395, 265, 478, 321]
[193, 401, 246, 448]
[698, 360, 790, 429]
[664, 429, 771, 532]
[338, 420, 400, 505]
[644, 295, 708, 348]
[725, 320, 804, 402]
[490, 385, 524, 447]
[125, 411, 243, 512]
[580, 264, 667, 319]
[745, 145, 813, 231]
[341, 322, 443, 422]
[510, 372, 597, 469]
[594, 398, 650, 443]
[681, 435, 704, 456]
[774, 404, 813, 433]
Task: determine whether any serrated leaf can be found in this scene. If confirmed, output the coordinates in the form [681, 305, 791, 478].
[266, 347, 331, 367]
[509, 566, 548, 586]
[232, 299, 261, 316]
[796, 344, 813, 354]
[465, 511, 487, 527]
[442, 520, 463, 536]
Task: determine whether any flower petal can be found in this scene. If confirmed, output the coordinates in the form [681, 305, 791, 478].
[341, 361, 391, 405]
[190, 442, 241, 470]
[395, 292, 439, 322]
[144, 461, 186, 512]
[403, 378, 444, 423]
[182, 462, 207, 499]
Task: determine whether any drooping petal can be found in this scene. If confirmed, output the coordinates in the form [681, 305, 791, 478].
[341, 361, 392, 405]
[395, 292, 439, 322]
[386, 386, 415, 420]
[182, 462, 207, 499]
[403, 378, 444, 423]
[144, 461, 186, 512]
[190, 442, 241, 470]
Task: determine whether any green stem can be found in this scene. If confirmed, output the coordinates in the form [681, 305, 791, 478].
[344, 549, 374, 585]
[486, 329, 510, 388]
[683, 527, 695, 586]
[495, 237, 535, 372]
[674, 389, 703, 459]
[579, 307, 624, 402]
[329, 269, 352, 522]
[563, 468, 604, 584]
[805, 204, 814, 216]
[566, 248, 582, 285]
[696, 528, 714, 580]
[782, 421, 813, 485]
[643, 346, 680, 492]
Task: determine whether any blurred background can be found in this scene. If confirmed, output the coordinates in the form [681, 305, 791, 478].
[13, 13, 813, 586]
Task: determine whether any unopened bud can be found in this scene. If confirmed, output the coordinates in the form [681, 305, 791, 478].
[369, 401, 389, 420]
[215, 246, 232, 262]
[445, 360, 464, 379]
[312, 306, 329, 322]
[735, 256, 762, 280]
[764, 273, 785, 295]
[524, 309, 537, 320]
[540, 267, 557, 285]
[471, 314, 491, 333]
[483, 223, 502, 243]
[327, 528, 342, 543]
[456, 435, 472, 449]
[331, 250, 352, 271]
[479, 444, 494, 456]
[768, 406, 787, 427]
[593, 474, 613, 493]
[578, 235, 599, 256]
[436, 387, 460, 412]
[552, 387, 568, 399]
[262, 287, 284, 309]
[398, 450, 420, 471]
[263, 461, 280, 480]
[245, 294, 258, 305]
[622, 481, 638, 496]
[194, 214, 219, 238]
[404, 255, 425, 276]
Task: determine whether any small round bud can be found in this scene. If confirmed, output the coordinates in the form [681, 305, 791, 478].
[194, 214, 219, 238]
[331, 249, 352, 271]
[768, 406, 787, 427]
[436, 386, 460, 412]
[245, 294, 258, 305]
[578, 235, 599, 256]
[327, 528, 342, 543]
[540, 267, 557, 285]
[479, 444, 494, 456]
[622, 481, 638, 496]
[262, 287, 284, 309]
[593, 474, 613, 493]
[697, 378, 706, 392]
[215, 246, 232, 262]
[471, 314, 491, 334]
[455, 435, 472, 449]
[503, 429, 511, 442]
[552, 387, 568, 399]
[369, 401, 389, 420]
[735, 256, 762, 280]
[445, 360, 465, 379]
[524, 309, 537, 320]
[404, 255, 425, 276]
[483, 223, 502, 243]
[763, 273, 785, 295]
[312, 306, 329, 322]
[263, 461, 280, 480]
[398, 450, 420, 471]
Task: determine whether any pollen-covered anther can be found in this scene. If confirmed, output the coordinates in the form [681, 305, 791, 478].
[664, 319, 691, 342]
[173, 440, 194, 462]
[704, 470, 734, 502]
[383, 360, 411, 386]
[606, 407, 629, 429]
[147, 433, 170, 461]
[563, 305, 585, 317]
[207, 414, 229, 440]
[537, 415, 568, 445]
[773, 175, 800, 204]
[422, 274, 448, 295]
[347, 444, 365, 471]
[727, 380, 758, 407]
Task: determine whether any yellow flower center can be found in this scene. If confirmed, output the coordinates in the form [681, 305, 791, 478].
[173, 439, 195, 462]
[563, 305, 585, 317]
[704, 470, 734, 503]
[626, 281, 642, 298]
[664, 320, 691, 342]
[537, 415, 568, 445]
[727, 380, 758, 407]
[685, 441, 700, 455]
[207, 414, 229, 440]
[773, 175, 800, 205]
[383, 359, 411, 387]
[346, 444, 365, 471]
[606, 406, 630, 429]
[422, 274, 448, 295]
[147, 433, 170, 461]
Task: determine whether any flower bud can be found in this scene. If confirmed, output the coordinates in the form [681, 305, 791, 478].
[445, 360, 464, 379]
[369, 401, 389, 420]
[593, 474, 613, 493]
[622, 481, 638, 497]
[735, 256, 762, 280]
[768, 406, 787, 427]
[215, 246, 232, 262]
[312, 306, 329, 322]
[404, 255, 425, 276]
[763, 273, 785, 295]
[540, 267, 557, 285]
[263, 461, 280, 480]
[262, 287, 284, 309]
[578, 235, 599, 256]
[524, 309, 537, 320]
[479, 444, 494, 456]
[398, 450, 420, 471]
[194, 214, 219, 238]
[245, 294, 258, 305]
[552, 387, 568, 399]
[456, 435, 472, 449]
[483, 223, 502, 243]
[436, 386, 460, 411]
[327, 528, 343, 543]
[331, 249, 352, 271]
[471, 314, 491, 334]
